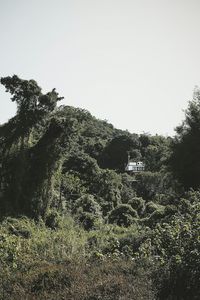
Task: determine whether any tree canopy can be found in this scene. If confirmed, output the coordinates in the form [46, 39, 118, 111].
[170, 88, 200, 189]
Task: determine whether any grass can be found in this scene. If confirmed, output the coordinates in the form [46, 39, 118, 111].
[0, 216, 155, 299]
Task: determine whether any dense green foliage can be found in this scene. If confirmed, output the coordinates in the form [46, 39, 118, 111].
[0, 75, 200, 299]
[170, 88, 200, 189]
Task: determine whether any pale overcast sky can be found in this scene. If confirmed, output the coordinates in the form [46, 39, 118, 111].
[1, 0, 200, 136]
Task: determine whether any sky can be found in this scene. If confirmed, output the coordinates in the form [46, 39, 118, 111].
[1, 0, 200, 136]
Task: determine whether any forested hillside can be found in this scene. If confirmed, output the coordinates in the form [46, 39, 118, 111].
[0, 75, 199, 299]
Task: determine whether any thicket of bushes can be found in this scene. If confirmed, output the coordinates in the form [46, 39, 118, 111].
[0, 194, 199, 299]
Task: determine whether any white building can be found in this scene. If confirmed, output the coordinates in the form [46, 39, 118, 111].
[125, 161, 145, 173]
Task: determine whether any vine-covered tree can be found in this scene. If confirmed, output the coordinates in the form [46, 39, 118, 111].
[0, 75, 66, 218]
[0, 75, 63, 149]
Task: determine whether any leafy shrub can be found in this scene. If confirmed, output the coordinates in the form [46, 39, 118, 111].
[73, 195, 102, 230]
[73, 194, 102, 216]
[77, 211, 101, 231]
[108, 204, 138, 227]
[128, 197, 145, 215]
[91, 169, 122, 215]
[164, 204, 178, 216]
[45, 210, 62, 229]
[138, 199, 200, 299]
[145, 201, 164, 215]
[144, 210, 166, 227]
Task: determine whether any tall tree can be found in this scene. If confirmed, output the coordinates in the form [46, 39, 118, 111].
[170, 88, 200, 189]
[99, 134, 140, 171]
[0, 75, 63, 149]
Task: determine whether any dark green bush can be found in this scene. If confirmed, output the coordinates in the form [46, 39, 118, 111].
[73, 195, 102, 230]
[145, 201, 164, 215]
[77, 211, 101, 231]
[73, 194, 102, 217]
[108, 204, 138, 227]
[45, 210, 61, 229]
[128, 197, 145, 215]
